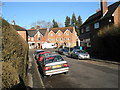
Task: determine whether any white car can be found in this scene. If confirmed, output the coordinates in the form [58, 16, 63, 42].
[40, 55, 69, 77]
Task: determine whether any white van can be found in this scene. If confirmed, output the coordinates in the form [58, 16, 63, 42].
[42, 42, 56, 49]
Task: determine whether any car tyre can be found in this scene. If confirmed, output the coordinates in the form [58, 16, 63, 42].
[64, 72, 68, 74]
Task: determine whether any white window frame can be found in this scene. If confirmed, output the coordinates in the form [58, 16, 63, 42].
[68, 38, 70, 40]
[31, 37, 34, 41]
[66, 32, 69, 35]
[58, 33, 61, 36]
[51, 34, 53, 36]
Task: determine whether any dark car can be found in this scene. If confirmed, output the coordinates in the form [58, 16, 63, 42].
[57, 48, 64, 54]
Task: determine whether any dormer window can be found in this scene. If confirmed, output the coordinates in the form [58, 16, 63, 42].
[94, 22, 100, 29]
[58, 33, 61, 36]
[38, 37, 40, 40]
[51, 34, 53, 36]
[66, 32, 69, 35]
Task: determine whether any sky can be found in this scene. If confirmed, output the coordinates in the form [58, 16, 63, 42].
[2, 1, 115, 29]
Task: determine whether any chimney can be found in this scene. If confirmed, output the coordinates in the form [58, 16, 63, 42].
[12, 20, 15, 25]
[101, 0, 108, 16]
[36, 25, 40, 30]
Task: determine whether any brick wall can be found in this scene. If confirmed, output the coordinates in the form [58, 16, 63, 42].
[17, 31, 27, 41]
[114, 5, 120, 26]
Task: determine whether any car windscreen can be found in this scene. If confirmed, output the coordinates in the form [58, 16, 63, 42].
[45, 56, 64, 64]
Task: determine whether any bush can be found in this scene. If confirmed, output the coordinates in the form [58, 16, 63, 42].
[96, 25, 120, 61]
[1, 18, 29, 89]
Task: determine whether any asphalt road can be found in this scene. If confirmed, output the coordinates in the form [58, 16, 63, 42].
[28, 49, 119, 89]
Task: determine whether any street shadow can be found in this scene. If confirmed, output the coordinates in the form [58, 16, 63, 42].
[2, 76, 32, 90]
[37, 65, 44, 77]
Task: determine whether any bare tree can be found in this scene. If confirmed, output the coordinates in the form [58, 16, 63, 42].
[30, 20, 52, 29]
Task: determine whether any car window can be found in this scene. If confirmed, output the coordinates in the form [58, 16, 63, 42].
[77, 50, 86, 53]
[45, 56, 64, 64]
[36, 51, 44, 54]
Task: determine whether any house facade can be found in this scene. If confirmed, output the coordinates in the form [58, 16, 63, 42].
[27, 28, 48, 49]
[79, 0, 120, 50]
[12, 20, 28, 41]
[48, 27, 79, 48]
[27, 26, 79, 49]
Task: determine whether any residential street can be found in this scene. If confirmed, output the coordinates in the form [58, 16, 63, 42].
[28, 49, 119, 88]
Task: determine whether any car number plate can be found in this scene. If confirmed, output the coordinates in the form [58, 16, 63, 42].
[52, 65, 61, 69]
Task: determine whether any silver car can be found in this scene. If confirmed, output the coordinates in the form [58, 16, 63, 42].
[40, 55, 69, 77]
[71, 49, 90, 59]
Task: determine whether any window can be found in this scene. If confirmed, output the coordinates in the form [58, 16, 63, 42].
[60, 38, 62, 41]
[86, 26, 90, 32]
[64, 38, 66, 40]
[66, 32, 69, 35]
[56, 38, 58, 41]
[38, 37, 40, 40]
[51, 39, 54, 41]
[81, 28, 84, 33]
[68, 38, 70, 40]
[94, 22, 99, 29]
[51, 34, 53, 36]
[31, 37, 34, 41]
[58, 33, 61, 36]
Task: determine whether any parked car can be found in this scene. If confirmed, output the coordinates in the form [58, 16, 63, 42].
[62, 48, 69, 56]
[67, 48, 74, 56]
[57, 48, 64, 54]
[71, 49, 90, 59]
[33, 50, 44, 60]
[40, 55, 69, 77]
[37, 52, 51, 65]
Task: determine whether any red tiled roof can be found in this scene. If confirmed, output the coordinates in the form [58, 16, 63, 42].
[49, 27, 74, 33]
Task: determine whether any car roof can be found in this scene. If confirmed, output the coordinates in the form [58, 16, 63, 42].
[45, 54, 61, 58]
[39, 52, 50, 54]
[36, 50, 44, 52]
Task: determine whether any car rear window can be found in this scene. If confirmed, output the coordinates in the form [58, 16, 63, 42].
[45, 56, 64, 64]
[36, 51, 44, 54]
[39, 53, 51, 57]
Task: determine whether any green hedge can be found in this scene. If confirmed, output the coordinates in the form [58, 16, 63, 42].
[1, 18, 29, 89]
[96, 25, 120, 61]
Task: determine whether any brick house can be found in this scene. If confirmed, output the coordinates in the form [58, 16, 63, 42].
[48, 27, 79, 48]
[12, 20, 28, 41]
[79, 0, 120, 50]
[27, 27, 48, 49]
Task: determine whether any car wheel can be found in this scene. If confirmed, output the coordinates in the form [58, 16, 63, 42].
[64, 72, 68, 74]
